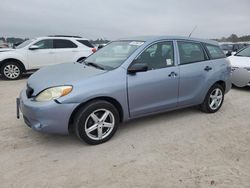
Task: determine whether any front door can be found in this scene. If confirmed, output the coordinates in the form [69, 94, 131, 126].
[27, 39, 55, 69]
[127, 41, 179, 117]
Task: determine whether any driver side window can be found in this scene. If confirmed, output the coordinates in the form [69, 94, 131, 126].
[33, 39, 53, 49]
[136, 41, 174, 70]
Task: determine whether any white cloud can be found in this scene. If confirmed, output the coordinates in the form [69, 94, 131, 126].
[0, 0, 249, 39]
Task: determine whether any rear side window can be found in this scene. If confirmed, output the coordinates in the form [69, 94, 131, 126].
[205, 44, 225, 59]
[77, 40, 94, 48]
[54, 39, 77, 48]
[178, 41, 206, 65]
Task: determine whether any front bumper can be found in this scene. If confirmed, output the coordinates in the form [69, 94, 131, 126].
[18, 89, 79, 135]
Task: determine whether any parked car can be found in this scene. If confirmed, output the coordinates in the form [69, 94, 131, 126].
[0, 43, 9, 49]
[220, 43, 249, 56]
[0, 35, 96, 80]
[228, 46, 250, 87]
[17, 36, 231, 145]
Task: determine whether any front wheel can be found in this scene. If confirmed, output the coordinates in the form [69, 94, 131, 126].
[74, 100, 120, 145]
[200, 84, 225, 113]
[1, 62, 23, 80]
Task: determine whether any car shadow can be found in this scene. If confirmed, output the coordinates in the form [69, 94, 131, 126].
[232, 85, 250, 92]
[30, 106, 200, 148]
[0, 73, 32, 81]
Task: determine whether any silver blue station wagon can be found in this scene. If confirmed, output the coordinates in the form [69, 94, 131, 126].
[17, 36, 231, 145]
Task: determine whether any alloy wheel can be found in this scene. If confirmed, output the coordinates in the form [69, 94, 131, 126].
[3, 64, 20, 79]
[209, 88, 223, 110]
[84, 109, 115, 140]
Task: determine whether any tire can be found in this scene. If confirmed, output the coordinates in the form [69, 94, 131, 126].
[0, 61, 23, 80]
[74, 100, 120, 145]
[200, 84, 225, 113]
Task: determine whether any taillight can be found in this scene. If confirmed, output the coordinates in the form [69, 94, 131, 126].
[92, 48, 97, 53]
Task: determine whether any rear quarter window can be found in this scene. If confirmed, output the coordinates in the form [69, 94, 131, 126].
[77, 40, 94, 48]
[205, 44, 226, 59]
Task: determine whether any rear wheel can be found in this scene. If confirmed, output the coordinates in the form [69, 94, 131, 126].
[74, 100, 120, 145]
[200, 84, 224, 113]
[1, 61, 23, 80]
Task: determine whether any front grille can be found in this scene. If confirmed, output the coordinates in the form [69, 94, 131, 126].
[26, 85, 34, 98]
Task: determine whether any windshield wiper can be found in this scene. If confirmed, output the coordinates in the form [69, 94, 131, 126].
[84, 61, 105, 70]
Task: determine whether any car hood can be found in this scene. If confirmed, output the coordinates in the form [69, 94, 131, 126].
[0, 48, 15, 52]
[228, 55, 250, 68]
[27, 63, 107, 95]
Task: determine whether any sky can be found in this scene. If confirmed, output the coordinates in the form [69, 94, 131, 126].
[0, 0, 250, 40]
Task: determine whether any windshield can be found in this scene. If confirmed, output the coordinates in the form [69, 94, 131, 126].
[84, 41, 144, 70]
[16, 39, 34, 49]
[235, 46, 250, 57]
[220, 44, 233, 51]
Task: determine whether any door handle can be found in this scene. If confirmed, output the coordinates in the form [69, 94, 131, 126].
[49, 52, 55, 54]
[204, 66, 212, 71]
[168, 72, 178, 77]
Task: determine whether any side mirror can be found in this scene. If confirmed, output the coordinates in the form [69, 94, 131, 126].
[231, 51, 237, 56]
[226, 51, 232, 57]
[29, 45, 39, 50]
[128, 62, 148, 74]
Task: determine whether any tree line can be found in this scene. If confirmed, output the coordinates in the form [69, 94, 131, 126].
[214, 34, 250, 42]
[1, 34, 250, 45]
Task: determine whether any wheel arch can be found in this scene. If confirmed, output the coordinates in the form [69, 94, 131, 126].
[76, 57, 86, 62]
[214, 80, 226, 91]
[0, 58, 26, 72]
[201, 80, 226, 103]
[68, 96, 124, 133]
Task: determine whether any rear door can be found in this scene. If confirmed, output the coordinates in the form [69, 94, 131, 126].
[127, 41, 179, 117]
[177, 40, 215, 107]
[53, 39, 78, 64]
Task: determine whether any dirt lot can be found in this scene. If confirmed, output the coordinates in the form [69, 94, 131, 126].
[0, 76, 250, 188]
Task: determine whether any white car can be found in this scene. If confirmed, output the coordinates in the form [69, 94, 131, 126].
[228, 46, 250, 86]
[0, 36, 96, 80]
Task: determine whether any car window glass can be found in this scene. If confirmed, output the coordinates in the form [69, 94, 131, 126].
[136, 41, 174, 70]
[205, 44, 225, 59]
[220, 44, 233, 51]
[85, 41, 144, 70]
[236, 47, 250, 57]
[34, 39, 53, 49]
[16, 39, 35, 49]
[54, 39, 77, 48]
[77, 40, 94, 48]
[178, 41, 206, 64]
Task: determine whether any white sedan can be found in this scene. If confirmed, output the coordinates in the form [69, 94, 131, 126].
[228, 46, 250, 87]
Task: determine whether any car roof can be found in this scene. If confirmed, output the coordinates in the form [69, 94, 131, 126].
[35, 37, 89, 40]
[119, 36, 219, 46]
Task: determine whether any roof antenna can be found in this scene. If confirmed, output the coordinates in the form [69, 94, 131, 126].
[188, 26, 197, 38]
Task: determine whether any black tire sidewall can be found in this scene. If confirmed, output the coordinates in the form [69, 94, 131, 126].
[1, 62, 22, 80]
[203, 84, 225, 113]
[74, 100, 120, 145]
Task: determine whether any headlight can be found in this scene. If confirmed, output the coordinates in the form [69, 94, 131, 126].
[35, 86, 72, 102]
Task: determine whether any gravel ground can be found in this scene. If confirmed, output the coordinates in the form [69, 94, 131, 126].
[0, 76, 250, 188]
